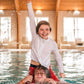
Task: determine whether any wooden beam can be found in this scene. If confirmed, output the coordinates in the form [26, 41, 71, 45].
[55, 0, 61, 43]
[14, 0, 20, 49]
[14, 0, 20, 12]
[56, 0, 61, 11]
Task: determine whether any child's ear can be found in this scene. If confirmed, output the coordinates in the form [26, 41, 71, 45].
[50, 27, 52, 32]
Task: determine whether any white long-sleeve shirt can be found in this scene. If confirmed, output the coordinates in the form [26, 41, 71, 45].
[27, 2, 64, 73]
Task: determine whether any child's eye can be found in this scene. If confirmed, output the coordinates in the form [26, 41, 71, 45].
[46, 29, 49, 31]
[40, 29, 43, 31]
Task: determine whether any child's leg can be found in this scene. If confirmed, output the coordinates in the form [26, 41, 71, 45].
[49, 65, 59, 81]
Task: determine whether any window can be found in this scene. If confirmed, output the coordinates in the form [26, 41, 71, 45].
[0, 17, 11, 43]
[26, 17, 49, 42]
[63, 17, 84, 42]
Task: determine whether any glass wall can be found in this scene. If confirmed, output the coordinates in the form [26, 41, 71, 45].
[0, 17, 11, 43]
[63, 17, 84, 42]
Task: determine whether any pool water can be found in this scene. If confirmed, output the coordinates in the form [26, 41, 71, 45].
[51, 49, 84, 84]
[0, 49, 84, 84]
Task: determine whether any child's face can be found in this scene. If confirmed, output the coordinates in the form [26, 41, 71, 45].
[38, 25, 50, 40]
[34, 69, 46, 83]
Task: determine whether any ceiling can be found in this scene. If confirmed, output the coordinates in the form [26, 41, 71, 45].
[0, 0, 84, 11]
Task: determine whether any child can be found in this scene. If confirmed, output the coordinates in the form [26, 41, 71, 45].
[25, 65, 56, 84]
[18, 0, 65, 83]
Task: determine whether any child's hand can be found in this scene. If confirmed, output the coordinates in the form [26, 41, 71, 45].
[24, 75, 33, 82]
[44, 78, 57, 84]
[17, 75, 33, 84]
[60, 73, 65, 78]
[26, 0, 31, 3]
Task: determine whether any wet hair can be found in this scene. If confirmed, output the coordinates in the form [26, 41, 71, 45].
[33, 65, 51, 80]
[36, 21, 52, 34]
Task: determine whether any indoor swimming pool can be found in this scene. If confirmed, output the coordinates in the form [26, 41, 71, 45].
[0, 49, 84, 84]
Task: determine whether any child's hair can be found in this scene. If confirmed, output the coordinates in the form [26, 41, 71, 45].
[33, 65, 51, 79]
[36, 21, 52, 34]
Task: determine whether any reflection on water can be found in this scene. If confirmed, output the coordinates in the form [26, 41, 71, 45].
[0, 49, 84, 84]
[50, 49, 84, 84]
[0, 50, 31, 83]
[60, 49, 84, 84]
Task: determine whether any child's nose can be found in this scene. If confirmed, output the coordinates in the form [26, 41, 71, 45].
[43, 30, 46, 33]
[37, 73, 42, 77]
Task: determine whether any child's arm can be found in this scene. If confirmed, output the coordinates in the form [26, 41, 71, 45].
[52, 41, 65, 78]
[17, 75, 33, 84]
[26, 0, 36, 38]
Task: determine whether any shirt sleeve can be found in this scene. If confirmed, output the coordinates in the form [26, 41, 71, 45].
[27, 2, 37, 38]
[52, 41, 64, 73]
